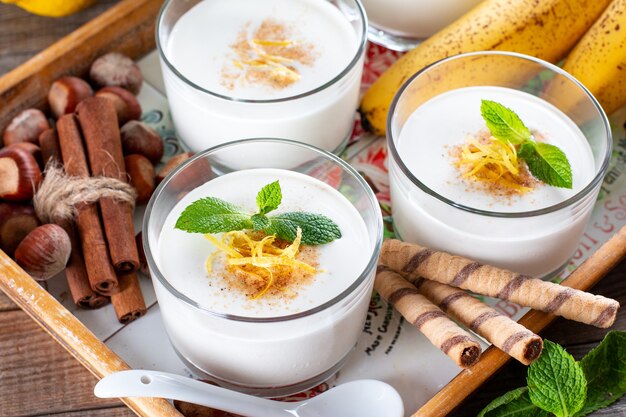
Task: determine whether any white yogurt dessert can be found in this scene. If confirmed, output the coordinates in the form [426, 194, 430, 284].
[389, 84, 606, 277]
[157, 0, 366, 154]
[147, 159, 380, 394]
[362, 0, 481, 40]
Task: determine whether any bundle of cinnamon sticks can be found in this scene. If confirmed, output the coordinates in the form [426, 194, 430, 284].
[376, 233, 623, 368]
[51, 97, 146, 324]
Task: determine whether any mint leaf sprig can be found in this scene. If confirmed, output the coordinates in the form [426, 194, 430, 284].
[480, 99, 573, 189]
[478, 332, 626, 417]
[175, 180, 341, 246]
[527, 341, 587, 417]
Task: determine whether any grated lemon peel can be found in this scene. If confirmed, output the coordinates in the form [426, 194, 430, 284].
[232, 40, 301, 85]
[204, 228, 316, 299]
[457, 136, 533, 194]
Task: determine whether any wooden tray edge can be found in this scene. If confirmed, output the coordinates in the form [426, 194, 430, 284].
[0, 1, 623, 415]
[0, 0, 161, 133]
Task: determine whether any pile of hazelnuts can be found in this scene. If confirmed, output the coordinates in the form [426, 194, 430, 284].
[0, 52, 189, 283]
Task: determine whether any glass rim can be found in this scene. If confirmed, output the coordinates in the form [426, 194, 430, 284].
[386, 50, 613, 218]
[143, 138, 383, 323]
[155, 0, 368, 104]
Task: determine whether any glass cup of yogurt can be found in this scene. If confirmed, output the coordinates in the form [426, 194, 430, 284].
[387, 51, 611, 278]
[156, 0, 367, 155]
[143, 138, 383, 396]
[361, 0, 482, 51]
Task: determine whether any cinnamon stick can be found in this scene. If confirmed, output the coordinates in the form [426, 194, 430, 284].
[75, 97, 139, 273]
[61, 220, 109, 309]
[57, 114, 119, 295]
[110, 272, 146, 324]
[380, 239, 620, 328]
[375, 265, 481, 368]
[407, 276, 542, 365]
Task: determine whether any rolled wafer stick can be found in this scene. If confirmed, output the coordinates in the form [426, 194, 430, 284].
[375, 265, 481, 368]
[407, 276, 542, 365]
[110, 272, 146, 324]
[380, 239, 619, 328]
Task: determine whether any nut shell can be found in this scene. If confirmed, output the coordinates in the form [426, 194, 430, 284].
[14, 224, 71, 281]
[120, 121, 164, 164]
[90, 52, 143, 95]
[0, 203, 40, 257]
[48, 76, 94, 118]
[95, 86, 142, 125]
[8, 142, 43, 169]
[2, 109, 50, 146]
[0, 146, 43, 201]
[38, 128, 61, 167]
[156, 152, 194, 184]
[125, 154, 156, 205]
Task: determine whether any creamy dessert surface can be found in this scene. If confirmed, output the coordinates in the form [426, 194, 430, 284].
[361, 0, 482, 38]
[167, 0, 358, 100]
[397, 86, 595, 212]
[158, 168, 370, 318]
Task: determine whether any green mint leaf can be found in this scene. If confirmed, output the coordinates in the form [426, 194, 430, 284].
[481, 99, 532, 145]
[256, 181, 282, 215]
[575, 331, 626, 416]
[518, 142, 573, 189]
[527, 340, 587, 417]
[251, 214, 270, 231]
[265, 212, 341, 245]
[478, 387, 549, 417]
[175, 197, 252, 234]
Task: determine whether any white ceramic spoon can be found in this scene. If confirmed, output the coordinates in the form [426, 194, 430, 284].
[95, 370, 404, 417]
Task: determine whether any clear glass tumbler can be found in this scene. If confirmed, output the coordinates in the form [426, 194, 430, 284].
[362, 0, 482, 51]
[387, 51, 611, 278]
[156, 0, 367, 155]
[143, 138, 383, 396]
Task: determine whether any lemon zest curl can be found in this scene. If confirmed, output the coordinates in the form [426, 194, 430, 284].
[204, 228, 315, 299]
[458, 137, 532, 194]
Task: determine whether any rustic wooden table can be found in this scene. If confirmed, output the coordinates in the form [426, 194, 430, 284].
[0, 2, 624, 417]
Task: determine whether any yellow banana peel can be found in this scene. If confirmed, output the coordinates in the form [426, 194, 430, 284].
[556, 0, 626, 116]
[1, 0, 95, 17]
[360, 0, 613, 136]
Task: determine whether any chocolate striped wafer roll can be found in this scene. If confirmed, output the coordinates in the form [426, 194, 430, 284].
[408, 276, 542, 365]
[380, 239, 619, 328]
[375, 265, 481, 368]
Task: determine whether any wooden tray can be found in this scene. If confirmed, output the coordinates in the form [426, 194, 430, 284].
[0, 1, 624, 416]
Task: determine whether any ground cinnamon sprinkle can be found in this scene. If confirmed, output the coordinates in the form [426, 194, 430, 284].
[221, 18, 316, 91]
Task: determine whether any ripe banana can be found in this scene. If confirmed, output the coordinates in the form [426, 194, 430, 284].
[360, 0, 612, 136]
[557, 0, 626, 115]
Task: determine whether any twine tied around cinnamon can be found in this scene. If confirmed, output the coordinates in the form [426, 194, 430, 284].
[33, 163, 137, 224]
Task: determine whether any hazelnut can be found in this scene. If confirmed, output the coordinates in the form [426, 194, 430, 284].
[125, 154, 155, 205]
[156, 152, 194, 184]
[8, 142, 43, 169]
[2, 109, 50, 146]
[95, 86, 142, 124]
[15, 224, 71, 281]
[0, 203, 40, 257]
[0, 146, 43, 201]
[38, 128, 61, 167]
[120, 121, 164, 164]
[48, 76, 94, 118]
[90, 52, 143, 95]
